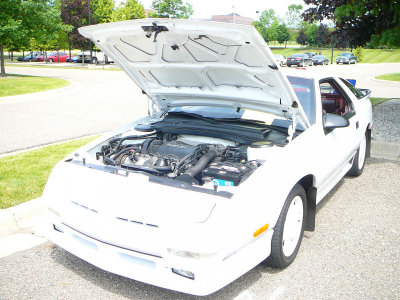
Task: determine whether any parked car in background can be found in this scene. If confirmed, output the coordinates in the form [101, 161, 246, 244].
[304, 52, 317, 58]
[91, 51, 114, 64]
[336, 53, 357, 64]
[287, 54, 313, 67]
[47, 52, 70, 63]
[17, 52, 42, 61]
[274, 54, 287, 66]
[66, 54, 92, 63]
[312, 55, 329, 65]
[44, 19, 373, 296]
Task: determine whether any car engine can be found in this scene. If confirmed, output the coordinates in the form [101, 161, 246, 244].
[96, 133, 260, 186]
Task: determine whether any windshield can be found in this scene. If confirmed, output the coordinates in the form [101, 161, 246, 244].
[340, 53, 352, 57]
[314, 55, 325, 59]
[290, 54, 304, 58]
[287, 76, 316, 125]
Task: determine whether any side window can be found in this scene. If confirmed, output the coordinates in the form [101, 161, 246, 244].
[340, 78, 364, 99]
[320, 80, 354, 116]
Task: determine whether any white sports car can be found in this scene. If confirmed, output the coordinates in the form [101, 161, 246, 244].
[43, 19, 373, 296]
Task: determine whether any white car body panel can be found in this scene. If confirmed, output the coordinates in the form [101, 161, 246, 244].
[43, 20, 373, 296]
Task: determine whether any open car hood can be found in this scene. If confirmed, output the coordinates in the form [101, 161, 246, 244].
[79, 19, 309, 128]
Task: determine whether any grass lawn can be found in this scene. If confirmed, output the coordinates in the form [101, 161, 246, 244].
[374, 73, 400, 81]
[0, 136, 98, 209]
[270, 48, 400, 63]
[0, 74, 70, 97]
[370, 97, 397, 106]
[4, 63, 122, 71]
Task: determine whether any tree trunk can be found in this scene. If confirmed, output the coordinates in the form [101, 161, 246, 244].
[68, 37, 72, 63]
[0, 43, 6, 77]
[11, 51, 13, 61]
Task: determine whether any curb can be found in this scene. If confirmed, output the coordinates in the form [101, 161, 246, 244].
[0, 197, 47, 237]
[0, 140, 399, 238]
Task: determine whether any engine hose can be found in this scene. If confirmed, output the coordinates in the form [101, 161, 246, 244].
[112, 146, 139, 161]
[114, 133, 156, 151]
[103, 155, 116, 166]
[177, 150, 216, 184]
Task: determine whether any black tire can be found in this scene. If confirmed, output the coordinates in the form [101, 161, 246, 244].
[268, 184, 307, 269]
[48, 58, 53, 63]
[300, 61, 304, 67]
[91, 57, 98, 64]
[347, 132, 367, 177]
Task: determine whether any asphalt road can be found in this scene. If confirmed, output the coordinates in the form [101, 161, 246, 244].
[1, 158, 399, 299]
[0, 67, 147, 154]
[1, 63, 399, 154]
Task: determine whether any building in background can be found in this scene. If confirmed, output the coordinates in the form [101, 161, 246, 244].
[211, 13, 253, 25]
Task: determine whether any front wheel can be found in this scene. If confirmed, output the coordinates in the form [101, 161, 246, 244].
[48, 58, 53, 63]
[268, 184, 306, 268]
[347, 132, 367, 176]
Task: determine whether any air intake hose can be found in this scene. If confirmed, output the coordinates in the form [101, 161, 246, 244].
[177, 150, 217, 185]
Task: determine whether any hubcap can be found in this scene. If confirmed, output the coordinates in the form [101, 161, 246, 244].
[282, 196, 304, 257]
[358, 135, 367, 169]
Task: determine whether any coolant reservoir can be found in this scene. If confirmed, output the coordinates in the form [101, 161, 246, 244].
[247, 141, 278, 162]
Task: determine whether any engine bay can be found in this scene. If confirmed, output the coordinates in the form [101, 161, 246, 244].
[96, 133, 261, 187]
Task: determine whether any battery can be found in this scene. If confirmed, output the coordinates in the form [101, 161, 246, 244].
[201, 163, 245, 186]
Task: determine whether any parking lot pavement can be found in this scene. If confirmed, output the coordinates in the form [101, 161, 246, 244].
[0, 67, 148, 154]
[1, 158, 399, 299]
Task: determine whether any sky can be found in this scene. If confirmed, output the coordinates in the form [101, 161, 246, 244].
[130, 0, 307, 21]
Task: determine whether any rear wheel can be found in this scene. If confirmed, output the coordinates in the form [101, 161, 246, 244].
[347, 132, 367, 176]
[48, 58, 53, 63]
[268, 184, 306, 268]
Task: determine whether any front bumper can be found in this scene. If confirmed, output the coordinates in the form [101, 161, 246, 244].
[46, 214, 273, 296]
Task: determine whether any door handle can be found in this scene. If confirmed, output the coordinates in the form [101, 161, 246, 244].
[356, 121, 359, 129]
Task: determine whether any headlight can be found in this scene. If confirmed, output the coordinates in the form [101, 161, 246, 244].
[167, 248, 216, 259]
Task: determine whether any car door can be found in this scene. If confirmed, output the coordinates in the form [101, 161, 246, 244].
[316, 78, 360, 199]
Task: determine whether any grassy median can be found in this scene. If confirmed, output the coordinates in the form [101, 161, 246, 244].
[0, 136, 97, 209]
[375, 73, 400, 82]
[0, 74, 70, 97]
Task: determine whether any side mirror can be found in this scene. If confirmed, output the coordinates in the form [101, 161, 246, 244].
[323, 113, 349, 129]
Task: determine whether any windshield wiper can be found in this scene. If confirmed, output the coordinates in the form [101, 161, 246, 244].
[167, 111, 217, 124]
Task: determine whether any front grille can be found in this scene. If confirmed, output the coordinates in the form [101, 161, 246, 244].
[70, 200, 159, 228]
[63, 222, 163, 258]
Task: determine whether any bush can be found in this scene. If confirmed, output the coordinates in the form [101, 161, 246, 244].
[354, 47, 363, 62]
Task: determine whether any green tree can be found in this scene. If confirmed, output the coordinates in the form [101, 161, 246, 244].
[296, 29, 307, 46]
[286, 4, 303, 29]
[150, 0, 193, 19]
[252, 21, 268, 42]
[0, 0, 64, 77]
[112, 0, 145, 21]
[315, 23, 330, 47]
[259, 9, 279, 28]
[91, 0, 115, 23]
[255, 9, 280, 43]
[305, 23, 318, 46]
[276, 23, 290, 47]
[303, 0, 400, 48]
